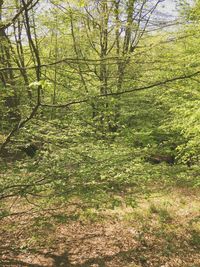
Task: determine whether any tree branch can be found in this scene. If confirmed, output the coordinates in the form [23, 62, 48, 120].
[0, 0, 40, 31]
[40, 70, 200, 108]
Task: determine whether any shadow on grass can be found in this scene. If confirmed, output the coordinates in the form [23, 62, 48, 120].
[0, 259, 43, 267]
[0, 246, 140, 267]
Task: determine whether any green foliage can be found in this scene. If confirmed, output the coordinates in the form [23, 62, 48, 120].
[149, 204, 173, 223]
[0, 0, 200, 220]
[190, 230, 200, 249]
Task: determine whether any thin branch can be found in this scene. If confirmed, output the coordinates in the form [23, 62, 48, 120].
[0, 57, 124, 72]
[40, 71, 200, 108]
[0, 0, 40, 31]
[0, 103, 40, 153]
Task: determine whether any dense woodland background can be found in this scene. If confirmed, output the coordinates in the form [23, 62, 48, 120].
[0, 0, 200, 266]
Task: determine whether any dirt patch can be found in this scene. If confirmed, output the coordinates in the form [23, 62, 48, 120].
[1, 189, 200, 267]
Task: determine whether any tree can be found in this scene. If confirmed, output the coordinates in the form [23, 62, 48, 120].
[1, 0, 200, 215]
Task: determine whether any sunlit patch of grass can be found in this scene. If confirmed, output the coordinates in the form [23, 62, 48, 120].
[189, 230, 200, 249]
[188, 216, 200, 249]
[149, 203, 173, 223]
[0, 133, 5, 143]
[79, 208, 104, 222]
[127, 264, 142, 267]
[123, 209, 149, 223]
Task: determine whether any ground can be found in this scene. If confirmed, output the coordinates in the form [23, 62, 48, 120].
[1, 188, 200, 267]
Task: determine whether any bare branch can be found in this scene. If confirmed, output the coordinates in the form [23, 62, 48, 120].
[0, 0, 40, 31]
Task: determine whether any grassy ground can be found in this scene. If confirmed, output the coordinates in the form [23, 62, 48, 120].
[0, 187, 200, 267]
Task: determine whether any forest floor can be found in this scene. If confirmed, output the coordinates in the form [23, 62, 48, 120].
[1, 187, 200, 267]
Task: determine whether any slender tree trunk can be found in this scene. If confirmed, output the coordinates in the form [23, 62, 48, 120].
[0, 0, 21, 124]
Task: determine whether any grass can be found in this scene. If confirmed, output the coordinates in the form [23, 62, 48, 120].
[149, 203, 173, 223]
[0, 187, 200, 267]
